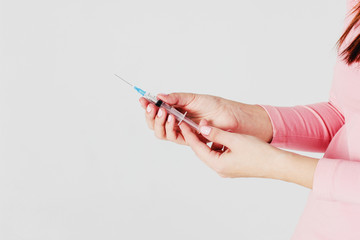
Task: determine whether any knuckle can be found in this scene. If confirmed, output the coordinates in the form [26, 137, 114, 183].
[145, 118, 154, 128]
[154, 115, 163, 125]
[165, 126, 174, 139]
[217, 169, 234, 178]
[218, 173, 229, 178]
[145, 115, 155, 125]
[154, 131, 165, 140]
[214, 164, 227, 176]
[166, 134, 175, 142]
[146, 122, 154, 130]
[145, 116, 154, 123]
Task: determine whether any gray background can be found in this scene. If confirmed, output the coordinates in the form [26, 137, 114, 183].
[0, 0, 346, 239]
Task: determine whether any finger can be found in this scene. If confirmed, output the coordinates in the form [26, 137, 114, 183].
[139, 97, 148, 109]
[154, 108, 167, 139]
[165, 114, 177, 141]
[145, 103, 158, 130]
[199, 120, 223, 150]
[179, 123, 220, 166]
[201, 115, 223, 150]
[157, 93, 196, 107]
[165, 114, 186, 145]
[199, 119, 209, 127]
[197, 119, 211, 144]
[199, 125, 235, 147]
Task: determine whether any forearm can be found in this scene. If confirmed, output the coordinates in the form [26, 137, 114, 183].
[269, 149, 319, 189]
[255, 103, 344, 152]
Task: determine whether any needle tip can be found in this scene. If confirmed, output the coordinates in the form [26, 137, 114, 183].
[114, 74, 134, 87]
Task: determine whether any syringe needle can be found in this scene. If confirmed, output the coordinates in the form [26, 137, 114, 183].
[114, 74, 134, 87]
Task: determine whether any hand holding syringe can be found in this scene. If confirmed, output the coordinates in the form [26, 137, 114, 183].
[114, 74, 280, 183]
[115, 74, 200, 132]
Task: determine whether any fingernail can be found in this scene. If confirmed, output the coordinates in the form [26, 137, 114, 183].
[167, 115, 173, 122]
[147, 105, 151, 113]
[157, 109, 163, 117]
[200, 126, 212, 135]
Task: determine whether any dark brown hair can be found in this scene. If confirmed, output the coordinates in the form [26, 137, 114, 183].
[337, 2, 360, 65]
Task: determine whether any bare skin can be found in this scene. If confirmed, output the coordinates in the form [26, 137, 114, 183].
[139, 92, 318, 189]
[139, 93, 273, 144]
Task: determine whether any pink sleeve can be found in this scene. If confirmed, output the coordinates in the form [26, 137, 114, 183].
[260, 102, 344, 152]
[314, 158, 360, 204]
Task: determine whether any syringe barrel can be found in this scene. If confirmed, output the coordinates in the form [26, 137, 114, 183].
[143, 92, 158, 103]
[143, 92, 199, 131]
[160, 102, 199, 132]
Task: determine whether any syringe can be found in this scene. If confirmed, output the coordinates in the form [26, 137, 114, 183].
[115, 74, 199, 131]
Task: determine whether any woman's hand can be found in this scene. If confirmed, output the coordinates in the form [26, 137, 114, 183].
[179, 121, 280, 178]
[179, 122, 319, 188]
[139, 93, 273, 145]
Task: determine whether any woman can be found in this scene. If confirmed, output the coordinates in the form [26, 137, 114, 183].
[139, 0, 360, 238]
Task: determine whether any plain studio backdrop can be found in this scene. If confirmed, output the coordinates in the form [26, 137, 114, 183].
[0, 0, 346, 239]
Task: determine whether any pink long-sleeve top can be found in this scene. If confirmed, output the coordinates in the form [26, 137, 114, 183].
[261, 1, 360, 239]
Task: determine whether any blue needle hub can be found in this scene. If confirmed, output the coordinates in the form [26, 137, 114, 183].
[134, 86, 146, 96]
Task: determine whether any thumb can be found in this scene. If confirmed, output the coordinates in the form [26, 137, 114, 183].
[199, 124, 235, 147]
[157, 92, 196, 106]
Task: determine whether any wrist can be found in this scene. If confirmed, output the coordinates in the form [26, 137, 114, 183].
[238, 103, 273, 142]
[270, 149, 319, 189]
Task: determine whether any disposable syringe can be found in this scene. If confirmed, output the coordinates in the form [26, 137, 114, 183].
[115, 74, 199, 131]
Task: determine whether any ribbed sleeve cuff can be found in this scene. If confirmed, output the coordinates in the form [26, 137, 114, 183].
[258, 105, 285, 147]
[258, 103, 342, 152]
